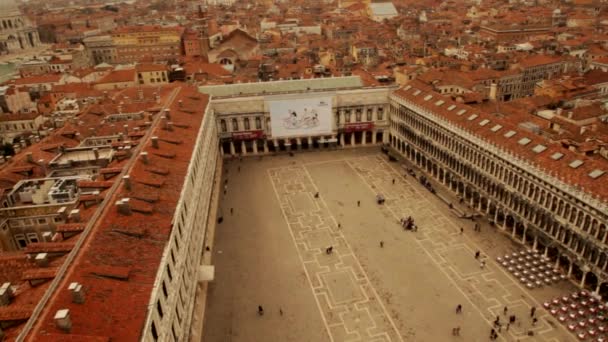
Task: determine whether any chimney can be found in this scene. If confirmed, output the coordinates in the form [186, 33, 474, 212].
[0, 283, 13, 306]
[116, 198, 132, 215]
[69, 209, 81, 222]
[556, 108, 563, 116]
[167, 122, 173, 131]
[489, 82, 497, 101]
[25, 152, 33, 163]
[42, 231, 53, 242]
[123, 124, 129, 135]
[147, 113, 153, 122]
[123, 175, 131, 190]
[568, 111, 573, 119]
[140, 152, 149, 164]
[161, 116, 168, 129]
[35, 253, 49, 267]
[178, 100, 183, 107]
[92, 148, 99, 160]
[155, 93, 160, 104]
[68, 282, 85, 304]
[57, 206, 68, 221]
[118, 132, 124, 141]
[151, 136, 159, 148]
[54, 309, 72, 332]
[164, 109, 171, 119]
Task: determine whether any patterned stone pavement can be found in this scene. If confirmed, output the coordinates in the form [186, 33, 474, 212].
[268, 166, 403, 342]
[345, 155, 573, 341]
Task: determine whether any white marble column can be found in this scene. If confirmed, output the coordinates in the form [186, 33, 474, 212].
[362, 131, 367, 145]
[229, 141, 236, 156]
[372, 131, 377, 144]
[253, 141, 258, 154]
[241, 141, 247, 155]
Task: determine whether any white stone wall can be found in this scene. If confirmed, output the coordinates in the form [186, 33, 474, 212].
[141, 106, 220, 342]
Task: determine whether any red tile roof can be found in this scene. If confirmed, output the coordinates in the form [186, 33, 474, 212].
[25, 84, 210, 341]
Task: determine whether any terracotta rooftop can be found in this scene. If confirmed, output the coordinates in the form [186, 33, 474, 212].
[23, 84, 210, 341]
[393, 81, 608, 202]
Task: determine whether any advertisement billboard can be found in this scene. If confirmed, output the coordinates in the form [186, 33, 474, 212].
[268, 97, 333, 138]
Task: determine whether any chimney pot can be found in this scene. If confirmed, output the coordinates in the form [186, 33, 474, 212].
[69, 209, 81, 222]
[140, 152, 149, 164]
[25, 152, 33, 163]
[35, 253, 49, 267]
[151, 136, 159, 148]
[0, 283, 13, 306]
[123, 175, 131, 190]
[165, 109, 171, 119]
[116, 198, 132, 215]
[54, 309, 72, 332]
[123, 124, 129, 135]
[167, 122, 173, 131]
[68, 282, 86, 304]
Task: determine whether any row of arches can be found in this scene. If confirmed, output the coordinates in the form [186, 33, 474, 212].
[388, 99, 608, 295]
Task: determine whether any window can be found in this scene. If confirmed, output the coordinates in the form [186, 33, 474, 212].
[15, 234, 27, 249]
[377, 108, 384, 120]
[255, 117, 261, 129]
[355, 109, 362, 122]
[156, 300, 164, 318]
[162, 281, 168, 298]
[244, 118, 250, 130]
[345, 110, 351, 123]
[231, 118, 238, 131]
[151, 322, 159, 341]
[220, 120, 227, 132]
[27, 233, 39, 244]
[367, 109, 372, 121]
[166, 264, 173, 281]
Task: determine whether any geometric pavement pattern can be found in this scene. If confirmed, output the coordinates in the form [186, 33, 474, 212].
[346, 155, 574, 342]
[269, 165, 403, 342]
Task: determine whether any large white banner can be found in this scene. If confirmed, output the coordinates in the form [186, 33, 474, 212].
[268, 97, 333, 138]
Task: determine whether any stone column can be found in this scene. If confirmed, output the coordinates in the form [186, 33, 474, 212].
[521, 227, 527, 245]
[350, 133, 355, 146]
[554, 254, 561, 270]
[263, 140, 269, 153]
[273, 139, 278, 151]
[340, 134, 345, 147]
[580, 272, 588, 289]
[595, 282, 602, 296]
[362, 131, 367, 145]
[568, 263, 573, 278]
[533, 235, 538, 251]
[229, 141, 236, 156]
[296, 138, 302, 150]
[308, 137, 313, 148]
[241, 141, 247, 155]
[372, 131, 377, 144]
[253, 141, 258, 154]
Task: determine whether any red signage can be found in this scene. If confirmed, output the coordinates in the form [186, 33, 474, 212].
[232, 130, 265, 141]
[344, 122, 374, 133]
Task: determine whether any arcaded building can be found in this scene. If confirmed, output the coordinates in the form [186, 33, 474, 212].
[389, 82, 608, 296]
[0, 0, 41, 55]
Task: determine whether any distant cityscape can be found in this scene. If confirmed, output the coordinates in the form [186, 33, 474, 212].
[0, 0, 607, 341]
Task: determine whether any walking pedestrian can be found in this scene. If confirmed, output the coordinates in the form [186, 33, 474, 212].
[279, 308, 283, 316]
[506, 323, 510, 331]
[455, 326, 460, 336]
[490, 328, 496, 340]
[238, 166, 241, 172]
[392, 178, 395, 184]
[456, 304, 462, 313]
[530, 306, 536, 318]
[380, 241, 384, 248]
[258, 305, 264, 316]
[480, 260, 486, 269]
[460, 227, 464, 234]
[230, 208, 234, 215]
[314, 192, 319, 198]
[338, 223, 341, 228]
[503, 306, 508, 315]
[532, 317, 538, 326]
[357, 200, 360, 207]
[452, 327, 456, 336]
[475, 251, 480, 259]
[326, 246, 333, 255]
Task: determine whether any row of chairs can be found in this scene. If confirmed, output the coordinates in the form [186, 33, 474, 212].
[544, 290, 608, 341]
[497, 249, 566, 289]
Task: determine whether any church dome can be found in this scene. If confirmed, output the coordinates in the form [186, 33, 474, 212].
[0, 0, 21, 17]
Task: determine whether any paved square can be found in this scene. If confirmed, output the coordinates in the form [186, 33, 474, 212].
[202, 149, 576, 342]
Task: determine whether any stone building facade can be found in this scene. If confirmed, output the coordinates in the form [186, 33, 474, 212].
[388, 85, 608, 296]
[0, 0, 41, 55]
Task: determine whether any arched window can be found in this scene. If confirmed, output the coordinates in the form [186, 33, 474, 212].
[220, 119, 227, 132]
[255, 117, 262, 129]
[231, 118, 238, 131]
[244, 118, 250, 130]
[367, 108, 373, 121]
[355, 109, 362, 122]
